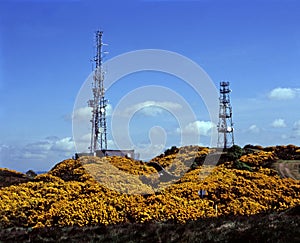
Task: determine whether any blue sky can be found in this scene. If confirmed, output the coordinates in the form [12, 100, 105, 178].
[1, 0, 300, 171]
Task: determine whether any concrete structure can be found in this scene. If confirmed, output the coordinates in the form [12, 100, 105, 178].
[75, 149, 136, 159]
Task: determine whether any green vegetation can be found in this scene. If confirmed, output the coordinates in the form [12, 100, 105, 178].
[234, 160, 253, 172]
[226, 145, 243, 161]
[0, 144, 299, 242]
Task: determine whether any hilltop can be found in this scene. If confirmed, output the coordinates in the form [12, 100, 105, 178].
[0, 145, 299, 242]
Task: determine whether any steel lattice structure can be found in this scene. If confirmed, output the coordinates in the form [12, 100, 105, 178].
[88, 30, 108, 153]
[217, 81, 234, 148]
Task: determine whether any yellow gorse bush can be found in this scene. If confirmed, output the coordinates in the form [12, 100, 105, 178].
[151, 146, 210, 176]
[0, 149, 299, 229]
[239, 151, 278, 166]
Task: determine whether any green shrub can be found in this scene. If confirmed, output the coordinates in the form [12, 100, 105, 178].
[234, 160, 253, 172]
[226, 145, 243, 161]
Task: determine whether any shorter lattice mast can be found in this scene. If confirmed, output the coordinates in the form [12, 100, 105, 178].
[88, 30, 108, 154]
[217, 81, 234, 149]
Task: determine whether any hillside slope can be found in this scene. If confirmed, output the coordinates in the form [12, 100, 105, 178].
[0, 145, 299, 242]
[0, 205, 299, 242]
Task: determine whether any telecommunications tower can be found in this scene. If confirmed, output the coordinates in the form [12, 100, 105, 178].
[217, 81, 234, 149]
[88, 30, 108, 153]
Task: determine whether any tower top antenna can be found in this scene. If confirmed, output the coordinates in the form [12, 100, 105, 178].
[217, 81, 234, 149]
[88, 30, 108, 154]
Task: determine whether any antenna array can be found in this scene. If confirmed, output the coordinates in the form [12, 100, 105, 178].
[217, 81, 234, 149]
[88, 31, 108, 153]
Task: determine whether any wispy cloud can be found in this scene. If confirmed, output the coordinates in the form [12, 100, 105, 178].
[72, 107, 92, 121]
[271, 118, 286, 128]
[51, 137, 75, 152]
[121, 101, 182, 117]
[134, 143, 165, 161]
[248, 124, 260, 133]
[268, 87, 299, 100]
[176, 120, 215, 136]
[1, 137, 76, 165]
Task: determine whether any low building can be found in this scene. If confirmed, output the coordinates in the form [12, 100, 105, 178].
[75, 149, 135, 159]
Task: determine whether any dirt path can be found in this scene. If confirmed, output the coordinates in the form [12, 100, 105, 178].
[275, 160, 300, 180]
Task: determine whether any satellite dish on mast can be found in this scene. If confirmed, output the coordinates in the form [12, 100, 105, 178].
[227, 127, 233, 132]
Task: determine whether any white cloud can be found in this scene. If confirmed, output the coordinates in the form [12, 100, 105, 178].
[268, 87, 299, 100]
[177, 120, 215, 136]
[294, 120, 300, 128]
[24, 141, 52, 153]
[72, 107, 92, 121]
[51, 137, 75, 152]
[106, 104, 113, 116]
[271, 118, 286, 128]
[134, 143, 165, 161]
[122, 101, 182, 117]
[20, 137, 75, 155]
[21, 152, 47, 160]
[0, 136, 77, 171]
[6, 137, 76, 162]
[248, 124, 260, 133]
[0, 144, 9, 151]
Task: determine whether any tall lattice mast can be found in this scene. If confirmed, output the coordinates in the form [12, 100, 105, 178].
[88, 30, 108, 153]
[217, 81, 234, 148]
